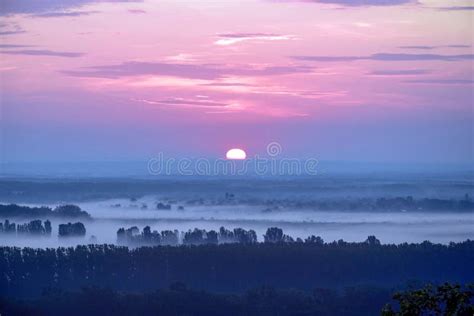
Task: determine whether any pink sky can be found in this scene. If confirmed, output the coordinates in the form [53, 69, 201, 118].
[0, 0, 473, 164]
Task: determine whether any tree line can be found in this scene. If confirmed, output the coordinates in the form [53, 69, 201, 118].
[1, 240, 472, 298]
[118, 226, 260, 246]
[192, 194, 474, 212]
[0, 204, 91, 219]
[0, 219, 85, 237]
[0, 219, 52, 235]
[117, 225, 380, 246]
[0, 282, 471, 316]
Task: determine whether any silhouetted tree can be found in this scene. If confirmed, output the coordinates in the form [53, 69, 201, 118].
[264, 227, 284, 243]
[53, 205, 91, 218]
[58, 222, 86, 237]
[156, 203, 171, 210]
[382, 283, 473, 316]
[44, 220, 52, 235]
[204, 230, 216, 244]
[366, 235, 381, 246]
[233, 228, 257, 244]
[161, 230, 179, 245]
[305, 235, 324, 244]
[183, 229, 206, 245]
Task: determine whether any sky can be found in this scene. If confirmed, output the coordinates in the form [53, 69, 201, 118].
[0, 0, 473, 165]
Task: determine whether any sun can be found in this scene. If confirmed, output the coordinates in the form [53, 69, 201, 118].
[226, 148, 247, 160]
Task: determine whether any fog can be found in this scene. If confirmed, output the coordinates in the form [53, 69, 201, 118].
[1, 175, 473, 247]
[1, 198, 473, 247]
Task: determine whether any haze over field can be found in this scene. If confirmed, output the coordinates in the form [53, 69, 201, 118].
[1, 175, 473, 247]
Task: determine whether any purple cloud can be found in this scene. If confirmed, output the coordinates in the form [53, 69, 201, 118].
[0, 30, 26, 35]
[368, 69, 430, 75]
[0, 0, 141, 16]
[438, 6, 474, 11]
[292, 53, 474, 62]
[201, 82, 254, 87]
[63, 61, 313, 79]
[404, 79, 474, 84]
[446, 45, 472, 48]
[270, 0, 415, 6]
[0, 21, 26, 36]
[399, 45, 471, 50]
[1, 49, 84, 57]
[31, 10, 100, 18]
[135, 97, 229, 108]
[128, 9, 146, 14]
[0, 44, 32, 48]
[218, 32, 281, 38]
[215, 32, 292, 46]
[399, 46, 435, 50]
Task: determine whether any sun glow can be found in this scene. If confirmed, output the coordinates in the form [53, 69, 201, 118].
[226, 148, 247, 160]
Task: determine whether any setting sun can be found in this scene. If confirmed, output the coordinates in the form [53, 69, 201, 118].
[226, 148, 247, 160]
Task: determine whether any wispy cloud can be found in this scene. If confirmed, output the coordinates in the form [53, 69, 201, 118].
[63, 61, 313, 79]
[0, 44, 32, 48]
[128, 9, 146, 14]
[291, 53, 474, 62]
[0, 0, 141, 16]
[31, 10, 100, 18]
[0, 21, 26, 36]
[164, 53, 197, 62]
[399, 45, 471, 50]
[269, 0, 415, 7]
[133, 97, 230, 108]
[404, 79, 474, 84]
[446, 45, 472, 48]
[368, 69, 430, 76]
[215, 32, 293, 46]
[1, 49, 84, 58]
[437, 6, 474, 11]
[201, 82, 254, 87]
[0, 30, 26, 35]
